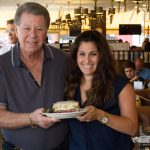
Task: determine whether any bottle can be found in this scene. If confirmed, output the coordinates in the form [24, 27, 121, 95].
[136, 95, 141, 107]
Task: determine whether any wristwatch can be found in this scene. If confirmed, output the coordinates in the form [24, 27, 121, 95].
[98, 113, 109, 124]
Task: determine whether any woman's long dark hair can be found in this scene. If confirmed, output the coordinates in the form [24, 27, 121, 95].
[66, 30, 117, 106]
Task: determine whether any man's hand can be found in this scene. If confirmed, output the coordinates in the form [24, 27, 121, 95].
[29, 108, 60, 129]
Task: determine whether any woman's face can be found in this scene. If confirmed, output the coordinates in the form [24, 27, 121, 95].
[77, 41, 100, 77]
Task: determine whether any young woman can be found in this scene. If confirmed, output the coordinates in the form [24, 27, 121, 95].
[66, 30, 138, 150]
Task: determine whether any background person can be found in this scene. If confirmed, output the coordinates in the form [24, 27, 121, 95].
[0, 19, 18, 55]
[66, 30, 138, 150]
[141, 38, 150, 51]
[123, 61, 144, 83]
[0, 2, 68, 150]
[135, 58, 150, 80]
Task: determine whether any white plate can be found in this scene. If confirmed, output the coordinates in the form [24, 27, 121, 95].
[42, 109, 86, 119]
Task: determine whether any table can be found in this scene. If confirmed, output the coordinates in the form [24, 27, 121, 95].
[135, 89, 150, 106]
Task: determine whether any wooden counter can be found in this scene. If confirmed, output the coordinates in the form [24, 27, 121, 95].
[135, 89, 150, 106]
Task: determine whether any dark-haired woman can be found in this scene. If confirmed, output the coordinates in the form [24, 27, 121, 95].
[66, 30, 138, 150]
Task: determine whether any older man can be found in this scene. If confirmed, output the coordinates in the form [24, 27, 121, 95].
[135, 58, 150, 80]
[0, 2, 69, 150]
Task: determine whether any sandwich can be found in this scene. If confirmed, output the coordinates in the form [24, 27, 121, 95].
[52, 100, 80, 113]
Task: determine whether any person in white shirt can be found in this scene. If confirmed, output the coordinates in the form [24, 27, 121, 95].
[0, 19, 18, 55]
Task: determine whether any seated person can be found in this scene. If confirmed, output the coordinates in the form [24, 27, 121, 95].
[129, 46, 142, 61]
[123, 61, 144, 84]
[141, 38, 150, 51]
[135, 58, 150, 80]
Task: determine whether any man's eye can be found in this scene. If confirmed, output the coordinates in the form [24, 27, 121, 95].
[37, 28, 42, 31]
[6, 30, 15, 33]
[24, 28, 30, 31]
[37, 27, 43, 31]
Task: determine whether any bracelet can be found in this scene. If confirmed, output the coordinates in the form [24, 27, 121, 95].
[27, 114, 37, 128]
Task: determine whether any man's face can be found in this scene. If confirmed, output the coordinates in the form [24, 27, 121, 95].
[16, 12, 47, 54]
[6, 23, 17, 44]
[124, 67, 135, 79]
[135, 60, 143, 71]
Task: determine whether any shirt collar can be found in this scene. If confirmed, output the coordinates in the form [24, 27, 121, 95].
[11, 43, 54, 67]
[10, 44, 15, 48]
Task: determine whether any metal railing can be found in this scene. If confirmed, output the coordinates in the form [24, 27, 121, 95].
[111, 50, 150, 63]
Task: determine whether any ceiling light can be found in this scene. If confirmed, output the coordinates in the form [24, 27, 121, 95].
[133, 0, 143, 4]
[108, 8, 115, 15]
[96, 7, 104, 15]
[82, 8, 88, 15]
[74, 8, 81, 16]
[65, 14, 71, 20]
[114, 0, 124, 2]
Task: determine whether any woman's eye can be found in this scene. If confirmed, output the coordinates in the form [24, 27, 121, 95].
[79, 53, 85, 56]
[90, 52, 97, 56]
[92, 53, 97, 55]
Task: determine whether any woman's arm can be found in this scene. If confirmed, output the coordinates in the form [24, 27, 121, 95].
[77, 83, 138, 137]
[106, 83, 138, 136]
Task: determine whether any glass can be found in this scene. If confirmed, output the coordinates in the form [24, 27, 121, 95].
[5, 29, 15, 34]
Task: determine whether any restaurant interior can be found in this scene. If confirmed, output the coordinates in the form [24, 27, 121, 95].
[0, 0, 150, 149]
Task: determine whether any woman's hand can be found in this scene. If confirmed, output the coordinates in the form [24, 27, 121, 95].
[77, 105, 103, 122]
[29, 108, 60, 129]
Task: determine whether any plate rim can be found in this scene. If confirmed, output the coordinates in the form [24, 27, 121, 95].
[42, 108, 86, 119]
